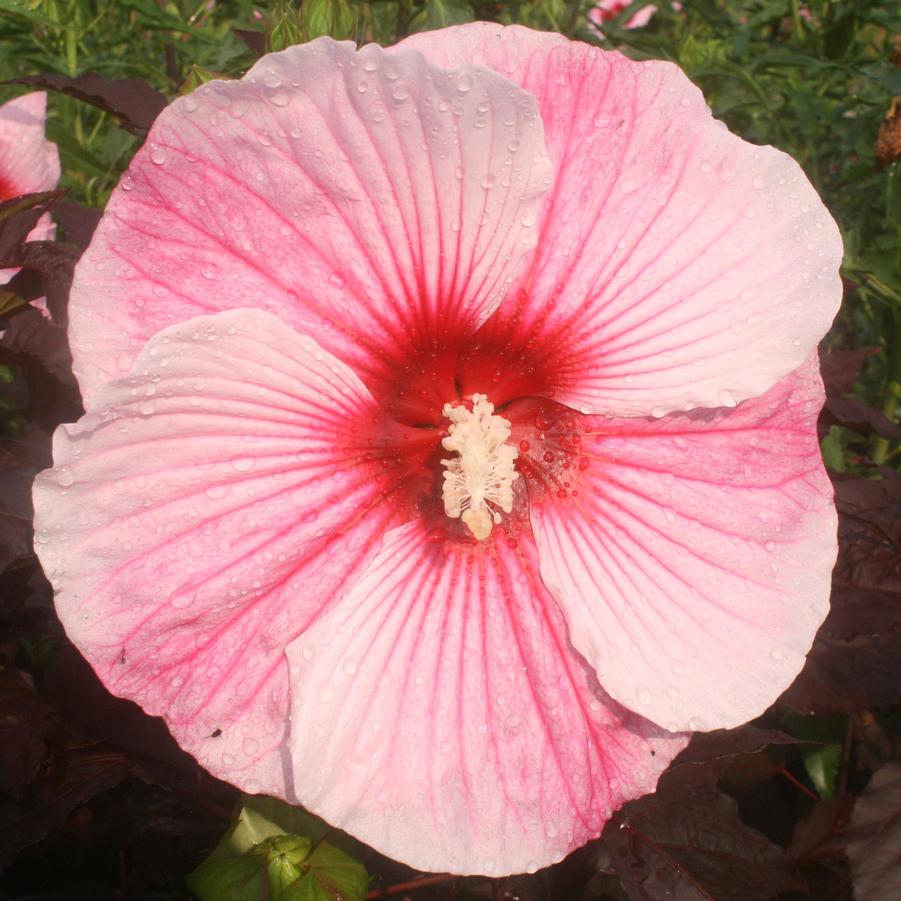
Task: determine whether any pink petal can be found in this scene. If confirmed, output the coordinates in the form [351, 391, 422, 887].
[398, 25, 843, 417]
[0, 93, 59, 285]
[0, 92, 60, 200]
[525, 358, 836, 732]
[285, 518, 687, 875]
[33, 309, 406, 797]
[625, 4, 657, 28]
[588, 1, 657, 30]
[68, 38, 553, 407]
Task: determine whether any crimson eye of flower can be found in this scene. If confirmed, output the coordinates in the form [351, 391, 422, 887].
[33, 25, 842, 877]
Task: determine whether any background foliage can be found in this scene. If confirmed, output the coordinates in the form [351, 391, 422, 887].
[1, 1, 899, 898]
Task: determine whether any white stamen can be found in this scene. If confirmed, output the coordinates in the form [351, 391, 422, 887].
[441, 394, 519, 541]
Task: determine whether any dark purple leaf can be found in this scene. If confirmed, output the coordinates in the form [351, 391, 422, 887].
[650, 725, 800, 798]
[781, 473, 901, 712]
[5, 73, 167, 136]
[234, 28, 265, 57]
[45, 645, 211, 794]
[670, 725, 800, 770]
[0, 427, 51, 572]
[821, 397, 901, 441]
[819, 346, 878, 397]
[0, 669, 53, 799]
[790, 796, 853, 865]
[844, 764, 901, 901]
[0, 737, 130, 864]
[0, 306, 74, 384]
[0, 191, 63, 263]
[7, 240, 82, 325]
[603, 788, 805, 901]
[52, 201, 102, 250]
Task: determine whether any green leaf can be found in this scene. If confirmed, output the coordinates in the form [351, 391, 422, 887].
[227, 796, 333, 854]
[410, 0, 475, 32]
[266, 0, 303, 53]
[283, 843, 368, 901]
[821, 426, 846, 472]
[0, 288, 28, 318]
[303, 0, 356, 41]
[801, 743, 842, 800]
[0, 0, 68, 27]
[250, 835, 313, 896]
[187, 797, 366, 901]
[187, 855, 268, 901]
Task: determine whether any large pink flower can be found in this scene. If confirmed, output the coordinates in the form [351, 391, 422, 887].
[0, 92, 60, 284]
[33, 24, 842, 875]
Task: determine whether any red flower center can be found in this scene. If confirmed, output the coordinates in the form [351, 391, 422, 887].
[364, 323, 591, 539]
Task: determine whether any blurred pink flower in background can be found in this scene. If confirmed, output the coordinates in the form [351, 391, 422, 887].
[589, 0, 658, 31]
[34, 24, 842, 876]
[0, 92, 59, 285]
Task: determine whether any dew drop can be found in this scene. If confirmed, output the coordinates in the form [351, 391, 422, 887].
[230, 456, 254, 472]
[455, 72, 475, 94]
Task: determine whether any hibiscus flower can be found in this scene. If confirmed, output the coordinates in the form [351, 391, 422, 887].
[33, 24, 842, 875]
[588, 0, 658, 32]
[0, 92, 60, 285]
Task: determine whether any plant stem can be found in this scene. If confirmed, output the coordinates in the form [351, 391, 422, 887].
[871, 309, 901, 465]
[789, 0, 805, 41]
[365, 873, 458, 898]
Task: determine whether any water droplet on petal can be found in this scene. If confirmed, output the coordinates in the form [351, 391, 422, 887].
[455, 72, 474, 94]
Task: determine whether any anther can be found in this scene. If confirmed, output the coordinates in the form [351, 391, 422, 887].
[441, 394, 519, 541]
